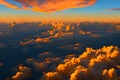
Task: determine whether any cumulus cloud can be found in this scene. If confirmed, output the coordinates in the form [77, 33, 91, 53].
[0, 0, 96, 12]
[41, 72, 63, 80]
[26, 51, 79, 74]
[19, 22, 75, 46]
[11, 65, 31, 80]
[47, 22, 74, 38]
[26, 58, 62, 77]
[27, 57, 62, 72]
[20, 37, 51, 45]
[9, 22, 120, 47]
[79, 30, 99, 37]
[40, 46, 120, 80]
[20, 39, 34, 45]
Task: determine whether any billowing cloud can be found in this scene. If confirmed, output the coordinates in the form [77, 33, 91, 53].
[11, 66, 31, 80]
[0, 0, 96, 12]
[40, 46, 120, 80]
[48, 22, 74, 38]
[27, 57, 62, 72]
[1, 22, 120, 80]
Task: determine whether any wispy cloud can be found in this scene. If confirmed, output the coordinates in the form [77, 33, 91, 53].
[108, 8, 120, 11]
[0, 0, 19, 9]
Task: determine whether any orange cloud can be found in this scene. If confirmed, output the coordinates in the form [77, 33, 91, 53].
[40, 46, 120, 80]
[20, 37, 51, 45]
[0, 0, 19, 9]
[12, 66, 31, 80]
[0, 0, 96, 12]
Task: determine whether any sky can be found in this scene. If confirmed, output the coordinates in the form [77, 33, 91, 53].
[1, 0, 120, 80]
[0, 0, 120, 22]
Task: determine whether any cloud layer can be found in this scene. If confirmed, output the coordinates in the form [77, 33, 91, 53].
[40, 46, 120, 80]
[0, 0, 96, 12]
[0, 22, 120, 80]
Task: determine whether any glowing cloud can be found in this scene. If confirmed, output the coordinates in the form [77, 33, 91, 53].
[0, 0, 96, 12]
[0, 0, 19, 9]
[40, 46, 120, 80]
[11, 66, 31, 80]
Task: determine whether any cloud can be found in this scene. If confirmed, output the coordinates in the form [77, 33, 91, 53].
[48, 22, 74, 38]
[27, 57, 62, 72]
[35, 37, 51, 43]
[79, 30, 99, 37]
[0, 0, 19, 9]
[0, 22, 120, 79]
[20, 39, 34, 45]
[102, 68, 117, 80]
[108, 8, 120, 11]
[20, 37, 51, 45]
[0, 0, 96, 12]
[40, 46, 120, 80]
[41, 72, 62, 80]
[59, 43, 83, 51]
[116, 25, 120, 30]
[0, 62, 3, 67]
[11, 65, 31, 80]
[0, 43, 5, 48]
[9, 23, 16, 28]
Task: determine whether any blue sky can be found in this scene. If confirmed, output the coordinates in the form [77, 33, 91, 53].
[0, 0, 120, 22]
